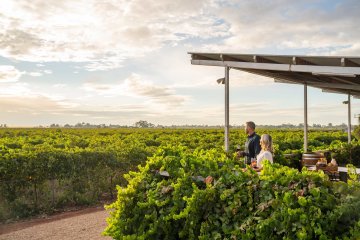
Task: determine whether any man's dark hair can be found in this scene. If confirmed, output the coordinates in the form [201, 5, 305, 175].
[246, 121, 256, 130]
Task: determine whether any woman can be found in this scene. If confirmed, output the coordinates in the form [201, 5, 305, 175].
[253, 134, 273, 170]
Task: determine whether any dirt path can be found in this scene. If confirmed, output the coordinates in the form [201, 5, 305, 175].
[0, 207, 112, 240]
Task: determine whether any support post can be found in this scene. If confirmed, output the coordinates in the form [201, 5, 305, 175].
[348, 93, 351, 144]
[225, 67, 230, 152]
[304, 83, 308, 152]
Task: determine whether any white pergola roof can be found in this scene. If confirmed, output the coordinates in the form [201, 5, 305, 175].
[189, 53, 360, 97]
[189, 52, 360, 152]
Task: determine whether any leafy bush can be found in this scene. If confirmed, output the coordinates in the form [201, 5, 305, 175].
[353, 125, 360, 141]
[104, 146, 360, 239]
[0, 128, 356, 222]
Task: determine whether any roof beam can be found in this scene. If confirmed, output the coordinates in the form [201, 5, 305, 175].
[191, 54, 218, 61]
[312, 71, 358, 85]
[327, 76, 358, 85]
[341, 57, 360, 67]
[274, 76, 360, 90]
[220, 54, 245, 62]
[274, 78, 360, 94]
[241, 69, 322, 84]
[190, 53, 360, 98]
[274, 78, 302, 84]
[292, 56, 314, 65]
[312, 71, 357, 78]
[279, 71, 329, 83]
[253, 55, 278, 64]
[321, 88, 360, 97]
[191, 59, 225, 67]
[191, 59, 360, 75]
[310, 82, 360, 91]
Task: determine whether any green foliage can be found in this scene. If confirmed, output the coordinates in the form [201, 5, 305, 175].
[104, 146, 360, 239]
[354, 125, 360, 141]
[0, 128, 358, 223]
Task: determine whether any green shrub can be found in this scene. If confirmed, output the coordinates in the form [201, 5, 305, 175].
[104, 146, 360, 239]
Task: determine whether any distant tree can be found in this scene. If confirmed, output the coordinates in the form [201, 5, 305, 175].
[340, 123, 347, 129]
[134, 120, 155, 128]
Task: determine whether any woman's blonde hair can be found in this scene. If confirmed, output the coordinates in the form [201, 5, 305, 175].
[260, 134, 273, 153]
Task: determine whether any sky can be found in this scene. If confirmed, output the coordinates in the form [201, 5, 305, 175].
[1, 0, 360, 127]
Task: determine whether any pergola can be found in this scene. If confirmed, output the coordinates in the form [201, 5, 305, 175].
[189, 53, 360, 152]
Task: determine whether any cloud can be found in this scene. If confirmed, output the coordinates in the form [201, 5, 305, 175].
[0, 0, 228, 70]
[192, 0, 360, 55]
[1, 0, 358, 72]
[124, 74, 189, 106]
[1, 87, 359, 126]
[0, 95, 150, 125]
[0, 93, 174, 126]
[27, 71, 42, 77]
[0, 95, 62, 112]
[0, 65, 23, 82]
[0, 82, 32, 97]
[53, 83, 67, 88]
[329, 43, 360, 56]
[17, 68, 53, 77]
[83, 73, 189, 107]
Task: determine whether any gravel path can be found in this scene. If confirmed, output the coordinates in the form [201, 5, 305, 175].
[0, 209, 112, 240]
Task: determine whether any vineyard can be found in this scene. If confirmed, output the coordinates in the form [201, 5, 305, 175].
[1, 128, 360, 238]
[104, 147, 360, 239]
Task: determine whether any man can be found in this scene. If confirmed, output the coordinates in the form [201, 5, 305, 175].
[238, 121, 261, 165]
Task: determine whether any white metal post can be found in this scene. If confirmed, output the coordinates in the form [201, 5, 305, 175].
[348, 93, 351, 144]
[304, 83, 308, 152]
[225, 67, 230, 152]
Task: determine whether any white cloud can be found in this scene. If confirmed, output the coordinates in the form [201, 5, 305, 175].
[124, 74, 189, 106]
[1, 0, 359, 126]
[0, 95, 63, 112]
[0, 82, 31, 96]
[1, 0, 359, 72]
[28, 71, 42, 77]
[0, 65, 23, 82]
[328, 43, 360, 56]
[193, 0, 360, 55]
[83, 73, 189, 107]
[0, 0, 228, 71]
[22, 69, 53, 77]
[53, 83, 67, 88]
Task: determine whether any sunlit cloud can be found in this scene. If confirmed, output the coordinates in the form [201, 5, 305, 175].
[0, 82, 31, 95]
[192, 0, 360, 55]
[0, 0, 228, 71]
[83, 73, 189, 107]
[53, 83, 67, 88]
[0, 0, 359, 126]
[27, 71, 42, 77]
[0, 65, 23, 82]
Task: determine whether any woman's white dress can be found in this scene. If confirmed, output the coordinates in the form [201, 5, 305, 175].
[256, 150, 273, 168]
